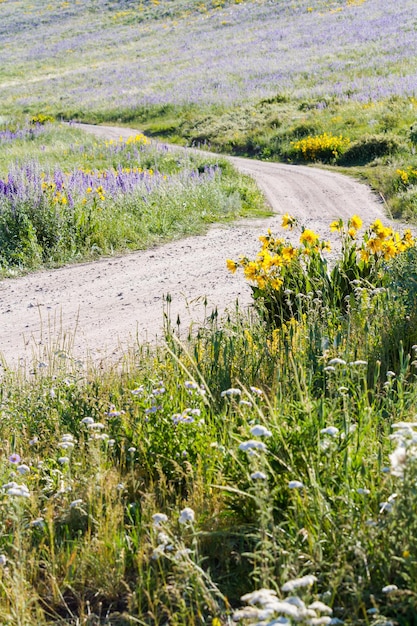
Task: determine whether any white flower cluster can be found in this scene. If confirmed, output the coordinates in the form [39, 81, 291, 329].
[151, 508, 196, 560]
[171, 408, 202, 425]
[389, 421, 417, 478]
[233, 580, 334, 625]
[2, 481, 30, 498]
[80, 417, 111, 442]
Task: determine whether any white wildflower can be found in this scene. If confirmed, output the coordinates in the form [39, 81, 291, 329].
[390, 444, 407, 477]
[157, 532, 171, 545]
[81, 417, 94, 425]
[221, 388, 242, 397]
[250, 386, 263, 396]
[327, 358, 346, 366]
[61, 434, 75, 442]
[152, 513, 168, 527]
[233, 606, 262, 621]
[320, 427, 339, 437]
[70, 499, 83, 508]
[31, 517, 45, 528]
[382, 584, 398, 594]
[324, 366, 336, 372]
[16, 464, 30, 475]
[241, 588, 278, 605]
[239, 400, 252, 407]
[357, 488, 370, 495]
[250, 424, 272, 437]
[250, 471, 267, 480]
[239, 440, 268, 452]
[0, 555, 6, 566]
[309, 601, 332, 615]
[179, 507, 195, 524]
[87, 422, 105, 430]
[58, 441, 74, 450]
[7, 484, 30, 498]
[282, 575, 317, 592]
[288, 480, 304, 490]
[58, 456, 70, 464]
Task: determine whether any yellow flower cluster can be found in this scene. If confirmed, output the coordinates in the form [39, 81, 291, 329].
[30, 113, 55, 125]
[291, 132, 350, 162]
[227, 216, 331, 292]
[105, 134, 150, 147]
[41, 180, 69, 205]
[396, 167, 417, 188]
[363, 219, 414, 261]
[227, 214, 415, 293]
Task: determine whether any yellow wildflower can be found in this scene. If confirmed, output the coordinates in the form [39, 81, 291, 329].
[226, 259, 237, 274]
[349, 215, 363, 231]
[270, 277, 283, 291]
[300, 229, 319, 246]
[348, 228, 357, 238]
[282, 246, 297, 262]
[330, 219, 342, 232]
[244, 262, 259, 281]
[367, 238, 382, 253]
[360, 249, 370, 263]
[382, 240, 397, 260]
[403, 229, 414, 246]
[282, 213, 296, 229]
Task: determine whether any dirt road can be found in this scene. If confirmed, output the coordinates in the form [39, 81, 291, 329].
[0, 124, 398, 370]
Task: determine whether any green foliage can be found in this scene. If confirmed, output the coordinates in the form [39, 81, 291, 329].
[409, 122, 417, 145]
[338, 133, 402, 165]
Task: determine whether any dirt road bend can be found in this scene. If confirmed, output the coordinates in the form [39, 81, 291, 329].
[0, 123, 397, 369]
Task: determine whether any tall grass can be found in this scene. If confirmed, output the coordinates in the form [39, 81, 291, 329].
[1, 235, 417, 623]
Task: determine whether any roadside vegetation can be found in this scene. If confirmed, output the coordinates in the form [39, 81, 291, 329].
[2, 0, 417, 623]
[0, 118, 267, 275]
[2, 213, 417, 625]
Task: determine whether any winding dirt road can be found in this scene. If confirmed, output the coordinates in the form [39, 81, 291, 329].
[0, 124, 399, 370]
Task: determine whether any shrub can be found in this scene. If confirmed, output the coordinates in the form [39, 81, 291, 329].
[338, 133, 401, 165]
[409, 123, 417, 145]
[30, 113, 55, 125]
[290, 132, 350, 163]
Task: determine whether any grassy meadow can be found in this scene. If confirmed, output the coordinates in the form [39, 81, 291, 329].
[2, 0, 417, 624]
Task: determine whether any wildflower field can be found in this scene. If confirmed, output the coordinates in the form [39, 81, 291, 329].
[2, 0, 417, 219]
[0, 119, 265, 274]
[3, 0, 417, 623]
